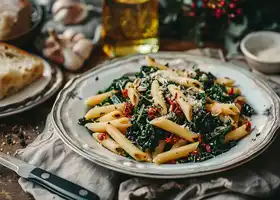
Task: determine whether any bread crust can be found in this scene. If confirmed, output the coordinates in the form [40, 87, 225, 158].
[0, 43, 44, 100]
[0, 0, 32, 40]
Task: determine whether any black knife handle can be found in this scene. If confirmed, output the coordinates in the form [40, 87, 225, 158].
[28, 168, 100, 200]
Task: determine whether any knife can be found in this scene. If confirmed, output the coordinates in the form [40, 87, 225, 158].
[0, 152, 100, 200]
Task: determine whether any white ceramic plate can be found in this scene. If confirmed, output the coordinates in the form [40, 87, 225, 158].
[0, 57, 64, 118]
[52, 52, 280, 178]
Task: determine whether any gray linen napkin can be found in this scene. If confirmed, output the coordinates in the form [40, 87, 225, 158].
[15, 48, 280, 200]
[16, 115, 117, 200]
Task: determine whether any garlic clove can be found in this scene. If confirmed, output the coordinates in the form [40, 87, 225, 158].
[61, 29, 76, 41]
[43, 47, 64, 65]
[52, 0, 89, 25]
[72, 39, 93, 60]
[72, 33, 86, 42]
[52, 0, 76, 14]
[53, 9, 70, 24]
[62, 48, 84, 71]
[72, 4, 89, 24]
[45, 37, 57, 48]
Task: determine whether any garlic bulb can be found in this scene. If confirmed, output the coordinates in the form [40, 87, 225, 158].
[43, 29, 93, 71]
[52, 0, 90, 25]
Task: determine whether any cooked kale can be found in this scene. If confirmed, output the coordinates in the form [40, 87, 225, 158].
[135, 65, 158, 78]
[206, 84, 238, 103]
[97, 97, 112, 106]
[209, 140, 237, 156]
[189, 107, 223, 135]
[125, 96, 165, 151]
[168, 112, 186, 125]
[126, 123, 165, 151]
[79, 65, 255, 163]
[194, 69, 216, 89]
[241, 103, 255, 117]
[78, 117, 93, 126]
[194, 92, 207, 107]
[103, 76, 131, 92]
[205, 123, 232, 143]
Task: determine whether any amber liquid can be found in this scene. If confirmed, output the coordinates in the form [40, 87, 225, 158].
[102, 0, 159, 57]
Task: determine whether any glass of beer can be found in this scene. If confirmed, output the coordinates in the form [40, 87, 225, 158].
[102, 0, 159, 57]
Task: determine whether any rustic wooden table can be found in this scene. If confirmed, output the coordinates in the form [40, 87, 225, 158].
[0, 40, 231, 200]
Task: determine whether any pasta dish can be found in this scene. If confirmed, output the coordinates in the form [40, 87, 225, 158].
[78, 57, 255, 164]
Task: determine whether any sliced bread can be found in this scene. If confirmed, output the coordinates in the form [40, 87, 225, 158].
[0, 43, 44, 100]
[0, 0, 32, 40]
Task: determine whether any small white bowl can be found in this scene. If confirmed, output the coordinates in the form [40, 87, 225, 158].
[240, 31, 280, 74]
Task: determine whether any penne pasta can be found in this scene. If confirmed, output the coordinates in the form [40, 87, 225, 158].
[171, 139, 188, 150]
[234, 96, 246, 111]
[168, 85, 192, 121]
[226, 87, 241, 95]
[215, 77, 234, 87]
[86, 90, 117, 107]
[186, 86, 205, 94]
[175, 77, 203, 89]
[105, 124, 151, 161]
[153, 70, 202, 89]
[219, 115, 237, 128]
[206, 102, 240, 115]
[92, 132, 124, 154]
[235, 96, 246, 103]
[152, 140, 166, 158]
[86, 117, 132, 132]
[224, 123, 251, 143]
[79, 57, 255, 164]
[238, 115, 248, 126]
[146, 56, 195, 78]
[125, 82, 139, 106]
[146, 56, 169, 70]
[153, 142, 199, 164]
[85, 103, 125, 120]
[176, 69, 196, 78]
[96, 110, 124, 122]
[151, 80, 168, 114]
[151, 118, 199, 142]
[231, 114, 239, 128]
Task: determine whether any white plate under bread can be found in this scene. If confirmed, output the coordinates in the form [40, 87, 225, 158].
[0, 43, 59, 111]
[0, 59, 52, 108]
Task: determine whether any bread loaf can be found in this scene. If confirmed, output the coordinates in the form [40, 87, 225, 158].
[0, 43, 44, 100]
[0, 0, 32, 40]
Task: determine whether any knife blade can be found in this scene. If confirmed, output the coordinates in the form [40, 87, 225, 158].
[0, 152, 100, 200]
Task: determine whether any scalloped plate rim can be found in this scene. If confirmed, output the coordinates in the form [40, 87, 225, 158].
[51, 52, 280, 178]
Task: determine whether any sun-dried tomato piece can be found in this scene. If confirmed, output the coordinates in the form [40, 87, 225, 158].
[167, 98, 183, 116]
[97, 133, 107, 141]
[122, 89, 128, 98]
[124, 102, 134, 117]
[148, 107, 159, 119]
[165, 134, 180, 144]
[228, 87, 234, 95]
